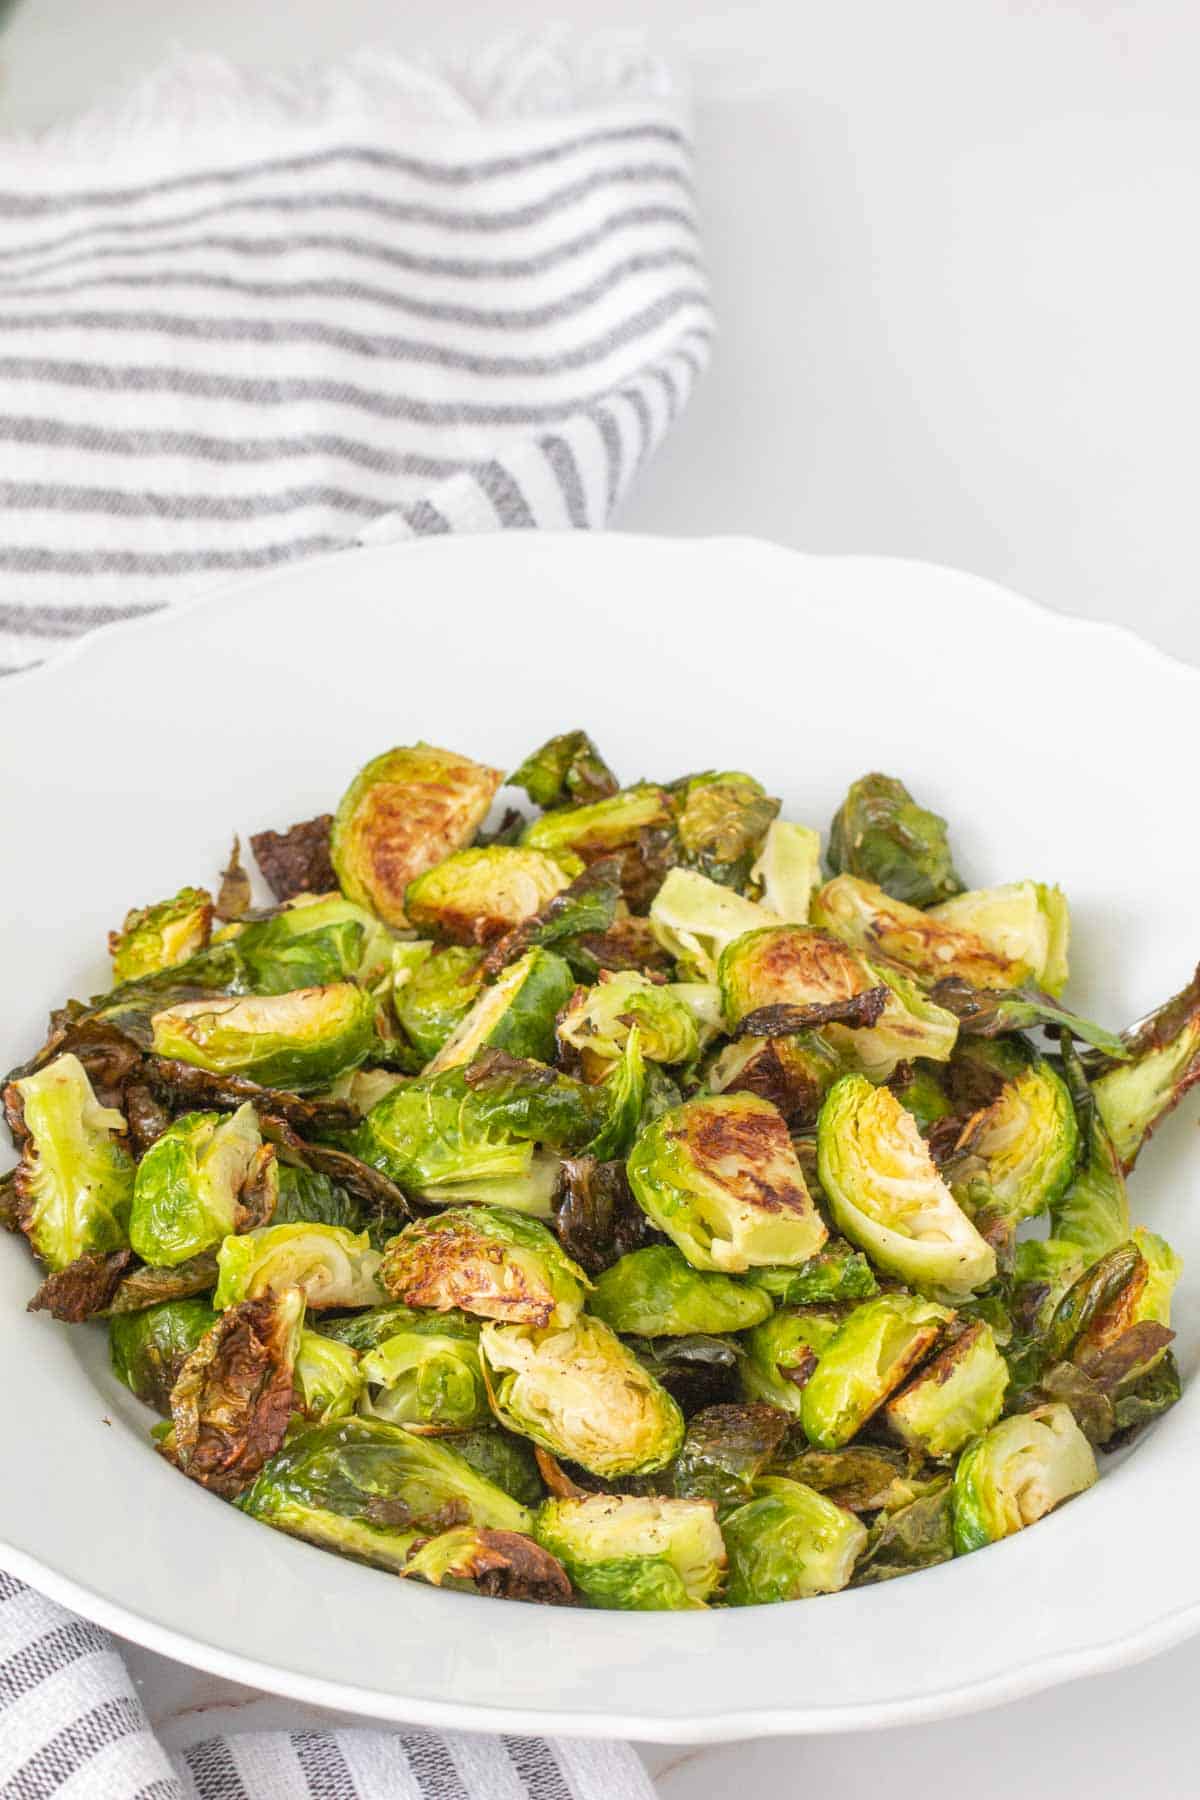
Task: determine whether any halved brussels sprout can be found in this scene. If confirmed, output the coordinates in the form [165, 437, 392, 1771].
[648, 868, 781, 982]
[405, 847, 579, 947]
[508, 730, 619, 810]
[718, 925, 957, 1081]
[520, 784, 672, 859]
[746, 1240, 878, 1308]
[130, 1103, 276, 1268]
[480, 857, 624, 979]
[235, 894, 396, 995]
[945, 1061, 1078, 1244]
[534, 1494, 725, 1610]
[883, 1320, 1008, 1459]
[150, 984, 376, 1091]
[749, 822, 822, 922]
[315, 1300, 430, 1351]
[558, 971, 718, 1067]
[330, 741, 503, 928]
[722, 1476, 868, 1604]
[214, 1222, 383, 1311]
[294, 1329, 364, 1422]
[170, 1287, 304, 1496]
[1093, 965, 1200, 1171]
[6, 1053, 134, 1270]
[817, 1075, 996, 1298]
[627, 1092, 828, 1273]
[402, 1525, 573, 1604]
[952, 1403, 1098, 1553]
[460, 1049, 611, 1152]
[360, 1317, 489, 1432]
[110, 886, 213, 984]
[237, 1416, 531, 1570]
[590, 1244, 773, 1337]
[740, 1307, 845, 1417]
[393, 944, 485, 1063]
[703, 1030, 845, 1128]
[827, 772, 964, 908]
[670, 1402, 790, 1511]
[799, 1293, 952, 1449]
[424, 948, 574, 1075]
[480, 1314, 684, 1477]
[672, 770, 780, 889]
[355, 1070, 561, 1216]
[109, 1296, 217, 1414]
[814, 874, 1068, 995]
[380, 1207, 590, 1328]
[273, 1163, 363, 1233]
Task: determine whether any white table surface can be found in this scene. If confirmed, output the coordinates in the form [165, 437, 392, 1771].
[4, 2, 1200, 1793]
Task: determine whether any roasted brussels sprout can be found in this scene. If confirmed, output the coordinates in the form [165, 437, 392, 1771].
[170, 1287, 304, 1496]
[508, 730, 619, 810]
[237, 1416, 531, 1569]
[590, 1244, 772, 1337]
[798, 1294, 952, 1448]
[424, 948, 574, 1074]
[535, 1494, 725, 1610]
[722, 1476, 867, 1604]
[460, 1049, 610, 1152]
[392, 944, 486, 1063]
[1049, 1039, 1132, 1263]
[889, 1063, 954, 1133]
[294, 1329, 364, 1422]
[627, 1092, 828, 1273]
[883, 1320, 1008, 1459]
[718, 925, 957, 1081]
[214, 1222, 383, 1310]
[330, 742, 503, 928]
[952, 1404, 1097, 1552]
[740, 1307, 845, 1417]
[1093, 965, 1200, 1171]
[402, 1525, 573, 1604]
[749, 821, 822, 921]
[771, 1443, 914, 1513]
[648, 868, 779, 982]
[817, 1075, 996, 1298]
[360, 1325, 488, 1432]
[520, 784, 672, 859]
[109, 1297, 217, 1413]
[931, 882, 1071, 997]
[558, 971, 719, 1068]
[746, 1239, 878, 1308]
[150, 984, 376, 1091]
[380, 1207, 590, 1328]
[704, 1030, 844, 1127]
[405, 847, 580, 946]
[5, 1053, 134, 1270]
[852, 1476, 956, 1585]
[130, 1103, 276, 1267]
[440, 1424, 546, 1507]
[827, 772, 964, 908]
[479, 857, 624, 978]
[944, 1061, 1078, 1246]
[272, 1163, 363, 1232]
[672, 770, 779, 889]
[480, 1315, 684, 1477]
[110, 887, 213, 984]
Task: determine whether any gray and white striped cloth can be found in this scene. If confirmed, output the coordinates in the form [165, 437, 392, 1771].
[0, 39, 708, 1796]
[0, 41, 711, 672]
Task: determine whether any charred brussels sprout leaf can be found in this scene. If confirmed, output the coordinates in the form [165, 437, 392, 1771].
[746, 1240, 878, 1308]
[631, 1334, 743, 1415]
[852, 1477, 956, 1585]
[1110, 1350, 1182, 1443]
[6, 1053, 134, 1271]
[405, 847, 579, 947]
[380, 1206, 590, 1328]
[799, 1294, 952, 1449]
[130, 1103, 276, 1268]
[237, 1416, 531, 1570]
[480, 858, 622, 979]
[520, 784, 673, 860]
[535, 1494, 725, 1610]
[294, 1330, 364, 1422]
[109, 1297, 217, 1413]
[214, 1222, 382, 1311]
[627, 1092, 828, 1274]
[944, 1061, 1078, 1248]
[590, 1245, 772, 1337]
[722, 1477, 867, 1604]
[952, 1403, 1097, 1553]
[671, 1402, 790, 1511]
[552, 1156, 650, 1276]
[214, 837, 252, 923]
[151, 984, 376, 1091]
[110, 887, 213, 985]
[1093, 965, 1200, 1171]
[27, 1248, 134, 1322]
[424, 948, 574, 1075]
[393, 944, 485, 1063]
[772, 1443, 913, 1513]
[403, 1525, 573, 1604]
[170, 1287, 304, 1497]
[672, 771, 780, 890]
[740, 1307, 845, 1417]
[508, 730, 619, 811]
[330, 742, 503, 928]
[480, 1315, 684, 1478]
[250, 814, 336, 902]
[704, 1031, 845, 1127]
[827, 773, 964, 909]
[817, 1075, 995, 1298]
[927, 977, 1126, 1059]
[883, 1320, 1008, 1459]
[104, 1250, 220, 1316]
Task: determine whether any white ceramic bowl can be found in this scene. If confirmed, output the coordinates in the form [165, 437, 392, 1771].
[0, 534, 1196, 1742]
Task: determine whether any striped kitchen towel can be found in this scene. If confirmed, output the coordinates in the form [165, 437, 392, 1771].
[0, 39, 712, 672]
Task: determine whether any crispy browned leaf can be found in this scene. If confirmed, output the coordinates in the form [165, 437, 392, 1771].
[0, 1168, 19, 1232]
[123, 1081, 173, 1155]
[27, 1249, 135, 1322]
[145, 1060, 357, 1136]
[553, 1155, 652, 1275]
[259, 1114, 411, 1220]
[1075, 1321, 1175, 1392]
[105, 1251, 220, 1315]
[774, 1444, 914, 1512]
[215, 837, 253, 922]
[250, 815, 337, 902]
[738, 988, 889, 1038]
[170, 1290, 301, 1498]
[430, 1529, 574, 1604]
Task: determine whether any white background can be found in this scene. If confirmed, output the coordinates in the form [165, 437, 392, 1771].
[3, 2, 1200, 1793]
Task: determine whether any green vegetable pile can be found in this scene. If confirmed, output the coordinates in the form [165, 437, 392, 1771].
[3, 741, 1196, 1610]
